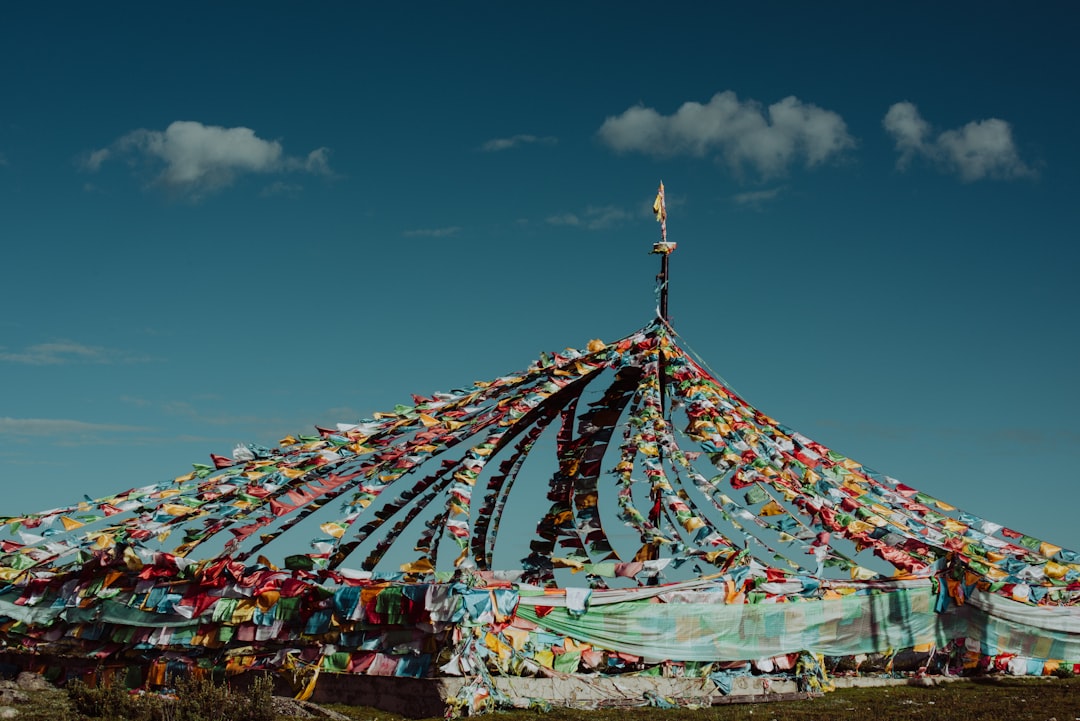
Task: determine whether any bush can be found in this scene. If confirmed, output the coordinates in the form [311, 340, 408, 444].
[66, 674, 275, 721]
[66, 679, 141, 720]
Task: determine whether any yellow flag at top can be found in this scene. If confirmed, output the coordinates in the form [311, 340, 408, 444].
[651, 181, 674, 254]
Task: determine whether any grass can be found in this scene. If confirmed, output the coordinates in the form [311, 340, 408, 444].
[7, 676, 1080, 721]
[321, 677, 1080, 721]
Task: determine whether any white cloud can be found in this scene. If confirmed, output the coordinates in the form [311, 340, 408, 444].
[546, 213, 581, 227]
[0, 417, 146, 437]
[82, 121, 334, 199]
[546, 205, 635, 230]
[598, 91, 855, 178]
[883, 102, 1034, 181]
[286, 146, 333, 175]
[402, 226, 462, 238]
[81, 147, 111, 172]
[0, 152, 8, 166]
[0, 341, 148, 365]
[731, 186, 785, 207]
[159, 399, 271, 427]
[260, 181, 303, 197]
[939, 120, 1032, 181]
[480, 134, 557, 152]
[882, 102, 930, 170]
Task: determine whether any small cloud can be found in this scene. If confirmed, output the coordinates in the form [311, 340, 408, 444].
[0, 417, 147, 437]
[305, 147, 332, 173]
[323, 406, 359, 420]
[546, 213, 581, 227]
[159, 399, 275, 427]
[0, 341, 149, 365]
[402, 226, 462, 238]
[881, 102, 930, 170]
[598, 90, 855, 179]
[883, 102, 1035, 181]
[260, 181, 303, 197]
[81, 120, 335, 200]
[731, 186, 785, 208]
[0, 152, 8, 167]
[546, 205, 635, 230]
[80, 147, 111, 172]
[479, 134, 558, 152]
[284, 146, 335, 177]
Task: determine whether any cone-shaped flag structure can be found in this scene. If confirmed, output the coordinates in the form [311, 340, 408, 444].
[2, 213, 1078, 710]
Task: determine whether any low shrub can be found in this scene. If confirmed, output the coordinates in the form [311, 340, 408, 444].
[66, 674, 274, 721]
[66, 679, 138, 719]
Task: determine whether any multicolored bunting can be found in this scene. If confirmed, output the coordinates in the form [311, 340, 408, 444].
[4, 320, 1075, 599]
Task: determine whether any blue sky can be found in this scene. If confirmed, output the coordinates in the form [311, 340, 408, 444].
[1, 2, 1078, 558]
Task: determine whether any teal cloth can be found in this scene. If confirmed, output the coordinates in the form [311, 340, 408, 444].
[516, 587, 960, 661]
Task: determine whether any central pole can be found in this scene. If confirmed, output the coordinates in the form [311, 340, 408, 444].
[659, 252, 670, 322]
[651, 181, 675, 323]
[650, 182, 675, 566]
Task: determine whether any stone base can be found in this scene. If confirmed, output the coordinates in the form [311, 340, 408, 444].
[304, 673, 808, 717]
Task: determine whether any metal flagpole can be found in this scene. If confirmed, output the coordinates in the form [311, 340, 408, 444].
[650, 182, 675, 426]
[651, 181, 675, 323]
[647, 182, 677, 569]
